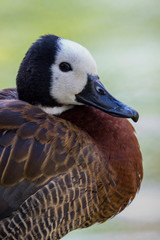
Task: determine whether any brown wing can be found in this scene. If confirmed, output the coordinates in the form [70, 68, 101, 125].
[0, 97, 97, 222]
[0, 99, 87, 186]
[0, 88, 18, 100]
[0, 165, 99, 239]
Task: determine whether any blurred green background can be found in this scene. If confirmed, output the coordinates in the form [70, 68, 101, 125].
[0, 0, 160, 239]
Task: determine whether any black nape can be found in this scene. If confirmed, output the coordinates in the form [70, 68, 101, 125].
[16, 35, 62, 107]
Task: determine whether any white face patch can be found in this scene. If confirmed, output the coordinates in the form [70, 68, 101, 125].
[50, 38, 98, 105]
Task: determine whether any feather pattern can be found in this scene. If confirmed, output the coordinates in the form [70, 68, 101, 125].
[0, 87, 142, 239]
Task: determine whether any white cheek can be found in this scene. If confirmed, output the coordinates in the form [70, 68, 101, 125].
[49, 38, 98, 105]
[50, 64, 87, 104]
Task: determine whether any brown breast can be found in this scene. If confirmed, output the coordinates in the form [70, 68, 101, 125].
[0, 88, 143, 238]
[60, 105, 143, 222]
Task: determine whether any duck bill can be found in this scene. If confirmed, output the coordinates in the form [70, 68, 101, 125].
[76, 75, 139, 122]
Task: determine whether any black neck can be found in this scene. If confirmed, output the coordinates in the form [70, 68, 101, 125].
[16, 35, 61, 107]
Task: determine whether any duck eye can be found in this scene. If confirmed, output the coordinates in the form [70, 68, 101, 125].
[59, 62, 72, 72]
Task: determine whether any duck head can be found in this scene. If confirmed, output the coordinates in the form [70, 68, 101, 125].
[16, 35, 139, 122]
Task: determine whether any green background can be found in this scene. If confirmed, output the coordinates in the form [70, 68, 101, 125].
[0, 0, 160, 239]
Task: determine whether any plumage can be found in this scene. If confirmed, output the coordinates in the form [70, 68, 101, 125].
[0, 35, 143, 239]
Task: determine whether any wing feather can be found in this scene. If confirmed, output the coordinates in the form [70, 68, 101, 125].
[0, 94, 97, 221]
[0, 99, 88, 185]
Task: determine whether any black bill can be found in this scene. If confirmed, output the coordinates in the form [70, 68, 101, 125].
[76, 75, 139, 122]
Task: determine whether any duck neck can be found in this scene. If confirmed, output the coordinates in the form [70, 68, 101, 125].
[59, 105, 108, 154]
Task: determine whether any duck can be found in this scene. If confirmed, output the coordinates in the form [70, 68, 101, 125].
[0, 35, 143, 240]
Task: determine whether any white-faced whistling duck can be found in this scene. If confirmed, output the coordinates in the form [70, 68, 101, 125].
[0, 35, 143, 240]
